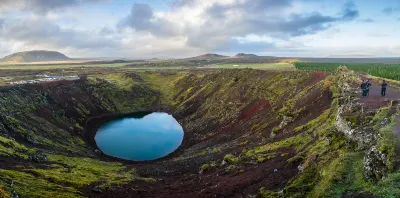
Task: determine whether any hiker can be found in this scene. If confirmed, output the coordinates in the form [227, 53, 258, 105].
[366, 79, 372, 96]
[381, 80, 388, 96]
[361, 80, 368, 97]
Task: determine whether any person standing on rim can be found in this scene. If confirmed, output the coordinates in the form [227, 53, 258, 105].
[361, 80, 368, 98]
[366, 79, 372, 96]
[381, 80, 388, 97]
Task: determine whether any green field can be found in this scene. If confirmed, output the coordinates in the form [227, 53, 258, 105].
[208, 63, 293, 69]
[295, 62, 400, 81]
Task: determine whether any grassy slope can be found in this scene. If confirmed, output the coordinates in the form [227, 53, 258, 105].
[0, 74, 159, 197]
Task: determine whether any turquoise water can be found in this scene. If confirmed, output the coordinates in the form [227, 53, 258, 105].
[94, 112, 184, 161]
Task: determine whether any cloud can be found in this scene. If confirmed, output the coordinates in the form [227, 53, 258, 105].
[360, 18, 374, 23]
[382, 7, 400, 15]
[0, 0, 106, 14]
[117, 0, 359, 54]
[340, 1, 359, 20]
[0, 16, 118, 50]
[214, 39, 276, 52]
[118, 3, 181, 37]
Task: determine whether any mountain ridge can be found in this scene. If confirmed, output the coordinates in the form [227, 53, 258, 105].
[1, 50, 70, 63]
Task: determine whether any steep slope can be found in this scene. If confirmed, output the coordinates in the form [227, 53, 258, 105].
[1, 50, 70, 63]
[0, 69, 399, 197]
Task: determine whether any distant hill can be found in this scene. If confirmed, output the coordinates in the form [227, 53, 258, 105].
[187, 53, 229, 60]
[232, 53, 259, 58]
[1, 50, 70, 63]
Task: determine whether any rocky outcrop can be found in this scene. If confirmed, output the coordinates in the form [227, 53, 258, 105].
[335, 107, 375, 150]
[333, 66, 391, 181]
[364, 146, 388, 181]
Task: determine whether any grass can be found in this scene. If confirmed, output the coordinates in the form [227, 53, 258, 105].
[0, 154, 155, 198]
[0, 169, 84, 198]
[90, 73, 137, 90]
[208, 63, 293, 69]
[0, 136, 36, 159]
[25, 155, 150, 188]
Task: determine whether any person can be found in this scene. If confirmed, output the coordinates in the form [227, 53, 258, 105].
[366, 79, 372, 96]
[381, 80, 388, 96]
[361, 80, 368, 97]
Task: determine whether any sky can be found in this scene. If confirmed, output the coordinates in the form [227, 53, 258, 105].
[0, 0, 400, 58]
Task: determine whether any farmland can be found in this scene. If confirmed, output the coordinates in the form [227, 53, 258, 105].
[208, 63, 293, 69]
[295, 62, 400, 81]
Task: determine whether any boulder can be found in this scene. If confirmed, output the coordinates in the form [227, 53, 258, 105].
[29, 151, 47, 163]
[364, 146, 387, 181]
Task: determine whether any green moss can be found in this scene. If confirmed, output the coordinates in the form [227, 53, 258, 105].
[224, 154, 239, 164]
[258, 187, 279, 198]
[0, 169, 84, 198]
[225, 165, 238, 172]
[256, 153, 276, 163]
[24, 154, 152, 189]
[0, 136, 35, 159]
[371, 106, 391, 125]
[272, 127, 280, 134]
[201, 164, 210, 171]
[308, 153, 371, 197]
[240, 140, 249, 146]
[376, 115, 399, 172]
[255, 132, 311, 153]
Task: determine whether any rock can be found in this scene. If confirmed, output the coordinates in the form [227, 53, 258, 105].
[92, 187, 102, 193]
[29, 151, 47, 163]
[94, 149, 102, 155]
[380, 118, 390, 127]
[279, 116, 294, 128]
[26, 133, 36, 144]
[270, 131, 276, 139]
[364, 146, 388, 181]
[278, 189, 284, 196]
[221, 160, 227, 166]
[325, 136, 332, 145]
[297, 165, 304, 172]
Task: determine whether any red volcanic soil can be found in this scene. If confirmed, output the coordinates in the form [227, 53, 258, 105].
[239, 99, 271, 121]
[85, 148, 298, 198]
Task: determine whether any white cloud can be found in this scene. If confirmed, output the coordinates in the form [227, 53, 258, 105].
[0, 0, 399, 58]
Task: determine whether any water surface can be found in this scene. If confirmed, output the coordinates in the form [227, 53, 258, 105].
[95, 112, 184, 161]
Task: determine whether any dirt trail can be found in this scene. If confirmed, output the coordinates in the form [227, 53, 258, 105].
[356, 79, 400, 147]
[357, 79, 400, 109]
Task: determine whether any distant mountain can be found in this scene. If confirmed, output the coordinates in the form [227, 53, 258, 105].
[1, 50, 70, 63]
[232, 53, 259, 58]
[187, 53, 229, 60]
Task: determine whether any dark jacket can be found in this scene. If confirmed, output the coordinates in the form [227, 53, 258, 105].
[382, 82, 387, 89]
[361, 82, 367, 89]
